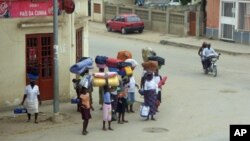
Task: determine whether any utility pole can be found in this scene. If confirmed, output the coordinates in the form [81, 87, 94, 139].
[53, 0, 60, 116]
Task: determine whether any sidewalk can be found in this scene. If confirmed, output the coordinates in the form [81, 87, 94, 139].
[89, 21, 250, 56]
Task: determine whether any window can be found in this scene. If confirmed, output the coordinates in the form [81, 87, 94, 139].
[94, 3, 101, 14]
[222, 2, 235, 17]
[76, 28, 83, 62]
[127, 16, 141, 22]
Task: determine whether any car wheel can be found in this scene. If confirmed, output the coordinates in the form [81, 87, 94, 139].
[138, 29, 143, 33]
[107, 25, 111, 32]
[121, 28, 126, 34]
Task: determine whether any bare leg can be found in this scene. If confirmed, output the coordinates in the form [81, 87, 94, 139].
[82, 120, 89, 135]
[27, 113, 31, 122]
[122, 112, 128, 123]
[34, 113, 38, 123]
[130, 104, 134, 113]
[108, 121, 113, 130]
[102, 121, 106, 130]
[118, 113, 123, 124]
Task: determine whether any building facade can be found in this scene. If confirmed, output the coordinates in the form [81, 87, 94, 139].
[206, 0, 250, 44]
[0, 0, 90, 109]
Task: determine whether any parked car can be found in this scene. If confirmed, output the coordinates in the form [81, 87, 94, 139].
[106, 14, 144, 34]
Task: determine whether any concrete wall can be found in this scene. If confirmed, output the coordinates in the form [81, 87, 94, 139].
[0, 0, 89, 109]
[103, 3, 189, 35]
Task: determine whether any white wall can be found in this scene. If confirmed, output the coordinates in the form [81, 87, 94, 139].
[0, 0, 89, 109]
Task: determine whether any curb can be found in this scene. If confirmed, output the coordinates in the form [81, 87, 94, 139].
[159, 40, 250, 56]
[89, 29, 250, 56]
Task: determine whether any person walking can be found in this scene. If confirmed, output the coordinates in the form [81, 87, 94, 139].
[21, 79, 41, 123]
[79, 86, 93, 135]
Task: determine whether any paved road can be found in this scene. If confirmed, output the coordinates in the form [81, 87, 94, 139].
[1, 32, 250, 141]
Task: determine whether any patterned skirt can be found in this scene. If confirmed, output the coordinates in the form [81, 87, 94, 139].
[144, 91, 157, 116]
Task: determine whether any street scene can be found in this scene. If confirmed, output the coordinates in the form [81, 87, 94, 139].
[1, 0, 250, 141]
[1, 21, 250, 141]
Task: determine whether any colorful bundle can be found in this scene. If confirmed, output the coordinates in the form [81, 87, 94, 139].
[92, 72, 119, 87]
[70, 58, 93, 74]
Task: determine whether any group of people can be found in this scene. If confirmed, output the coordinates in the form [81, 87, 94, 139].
[198, 42, 219, 70]
[74, 62, 164, 135]
[20, 54, 166, 136]
[72, 68, 138, 134]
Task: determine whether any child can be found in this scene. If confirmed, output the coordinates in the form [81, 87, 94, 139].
[116, 77, 129, 124]
[102, 85, 113, 131]
[79, 87, 93, 135]
[127, 74, 139, 113]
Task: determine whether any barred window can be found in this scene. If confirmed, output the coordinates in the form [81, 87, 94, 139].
[238, 3, 250, 31]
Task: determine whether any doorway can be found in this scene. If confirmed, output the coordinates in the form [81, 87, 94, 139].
[26, 33, 54, 100]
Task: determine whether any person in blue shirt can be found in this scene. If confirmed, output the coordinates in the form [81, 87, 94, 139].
[102, 84, 113, 131]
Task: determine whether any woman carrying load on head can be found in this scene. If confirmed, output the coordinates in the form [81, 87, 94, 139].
[143, 72, 157, 120]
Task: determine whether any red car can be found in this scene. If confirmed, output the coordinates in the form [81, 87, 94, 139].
[106, 14, 144, 34]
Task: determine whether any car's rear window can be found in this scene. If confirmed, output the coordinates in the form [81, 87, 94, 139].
[127, 16, 141, 22]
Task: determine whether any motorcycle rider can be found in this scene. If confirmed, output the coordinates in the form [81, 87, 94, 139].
[202, 43, 218, 70]
[198, 42, 207, 69]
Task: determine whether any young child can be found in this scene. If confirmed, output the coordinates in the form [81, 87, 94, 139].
[102, 85, 113, 131]
[127, 74, 139, 113]
[79, 86, 93, 135]
[117, 77, 129, 124]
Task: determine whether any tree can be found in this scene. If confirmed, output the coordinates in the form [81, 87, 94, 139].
[180, 0, 191, 5]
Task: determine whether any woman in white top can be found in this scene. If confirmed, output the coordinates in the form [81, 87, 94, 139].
[21, 79, 41, 123]
[143, 72, 157, 120]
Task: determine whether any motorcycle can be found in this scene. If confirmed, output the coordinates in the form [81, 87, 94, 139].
[204, 53, 221, 77]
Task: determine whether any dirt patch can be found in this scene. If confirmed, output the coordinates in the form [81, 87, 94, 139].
[0, 112, 77, 136]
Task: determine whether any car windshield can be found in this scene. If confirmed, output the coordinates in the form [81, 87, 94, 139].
[127, 16, 141, 22]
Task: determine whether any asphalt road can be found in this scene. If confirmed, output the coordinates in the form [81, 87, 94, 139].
[89, 32, 250, 141]
[1, 32, 250, 141]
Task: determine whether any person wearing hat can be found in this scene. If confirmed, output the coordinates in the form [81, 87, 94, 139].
[21, 79, 41, 123]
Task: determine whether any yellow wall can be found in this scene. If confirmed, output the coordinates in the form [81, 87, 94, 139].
[0, 0, 89, 109]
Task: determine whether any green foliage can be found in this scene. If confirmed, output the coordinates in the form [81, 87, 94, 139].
[180, 0, 191, 5]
